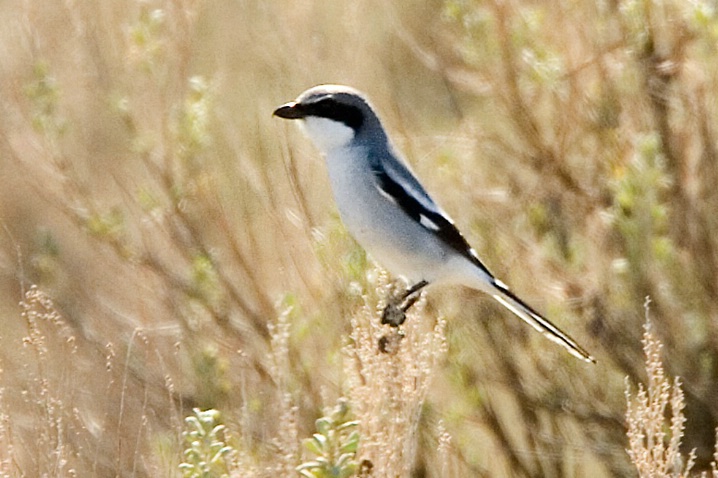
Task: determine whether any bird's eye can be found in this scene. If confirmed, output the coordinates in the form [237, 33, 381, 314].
[307, 97, 364, 130]
[313, 98, 335, 114]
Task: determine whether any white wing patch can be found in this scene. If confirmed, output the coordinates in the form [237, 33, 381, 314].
[376, 185, 399, 205]
[494, 278, 508, 290]
[419, 214, 440, 231]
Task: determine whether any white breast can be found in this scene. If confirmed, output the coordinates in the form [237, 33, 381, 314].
[297, 118, 454, 283]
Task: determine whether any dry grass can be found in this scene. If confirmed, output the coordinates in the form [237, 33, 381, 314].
[343, 272, 447, 476]
[626, 305, 695, 477]
[0, 0, 717, 476]
[626, 303, 718, 478]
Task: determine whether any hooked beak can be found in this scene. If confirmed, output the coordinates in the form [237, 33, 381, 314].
[273, 101, 306, 119]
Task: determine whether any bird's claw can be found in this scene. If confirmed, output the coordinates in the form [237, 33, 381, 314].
[378, 328, 405, 354]
[381, 283, 424, 327]
[381, 302, 406, 327]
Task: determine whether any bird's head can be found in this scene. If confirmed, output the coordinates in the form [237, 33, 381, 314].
[273, 85, 384, 152]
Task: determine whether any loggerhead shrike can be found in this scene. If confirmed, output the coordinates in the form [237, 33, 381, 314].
[274, 84, 594, 363]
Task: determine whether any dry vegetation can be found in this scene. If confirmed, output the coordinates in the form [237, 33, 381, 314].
[625, 306, 718, 478]
[0, 0, 717, 476]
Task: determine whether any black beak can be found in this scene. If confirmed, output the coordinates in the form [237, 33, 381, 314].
[273, 101, 305, 119]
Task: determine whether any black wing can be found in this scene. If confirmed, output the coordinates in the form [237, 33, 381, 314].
[370, 150, 495, 279]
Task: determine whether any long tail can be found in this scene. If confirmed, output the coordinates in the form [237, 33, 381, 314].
[490, 280, 595, 363]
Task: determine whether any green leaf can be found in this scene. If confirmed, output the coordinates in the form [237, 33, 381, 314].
[339, 431, 359, 453]
[315, 417, 332, 435]
[303, 436, 324, 455]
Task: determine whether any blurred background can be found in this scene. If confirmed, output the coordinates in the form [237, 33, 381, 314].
[1, 0, 717, 476]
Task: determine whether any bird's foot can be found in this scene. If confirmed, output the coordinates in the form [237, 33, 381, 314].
[380, 281, 427, 327]
[378, 328, 405, 354]
[378, 282, 427, 352]
[381, 301, 406, 327]
[380, 294, 419, 326]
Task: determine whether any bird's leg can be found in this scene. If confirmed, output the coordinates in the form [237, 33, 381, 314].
[400, 280, 428, 302]
[399, 294, 421, 313]
[381, 280, 428, 327]
[399, 280, 428, 312]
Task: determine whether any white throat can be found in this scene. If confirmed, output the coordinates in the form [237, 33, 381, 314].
[299, 117, 355, 153]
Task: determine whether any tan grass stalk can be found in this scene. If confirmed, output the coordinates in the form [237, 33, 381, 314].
[625, 303, 695, 477]
[344, 269, 447, 477]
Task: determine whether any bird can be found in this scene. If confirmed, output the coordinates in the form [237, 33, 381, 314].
[273, 84, 594, 363]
